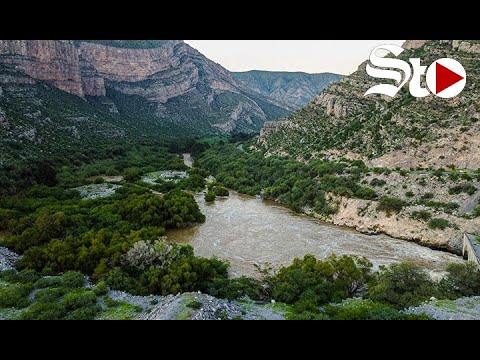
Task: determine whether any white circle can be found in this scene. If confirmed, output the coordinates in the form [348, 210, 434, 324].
[426, 58, 466, 98]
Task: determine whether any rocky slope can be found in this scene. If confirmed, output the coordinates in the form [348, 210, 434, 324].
[407, 296, 480, 320]
[0, 247, 19, 272]
[0, 40, 290, 162]
[234, 71, 341, 111]
[109, 290, 287, 320]
[259, 40, 480, 252]
[260, 40, 480, 170]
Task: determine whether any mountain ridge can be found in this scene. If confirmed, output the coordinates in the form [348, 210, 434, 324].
[234, 70, 341, 111]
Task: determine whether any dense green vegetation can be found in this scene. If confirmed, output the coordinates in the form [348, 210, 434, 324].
[0, 142, 234, 300]
[259, 256, 480, 319]
[197, 143, 378, 215]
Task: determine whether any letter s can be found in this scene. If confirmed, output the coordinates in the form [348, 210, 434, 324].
[364, 44, 412, 98]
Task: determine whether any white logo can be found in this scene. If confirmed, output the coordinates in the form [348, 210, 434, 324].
[365, 44, 466, 98]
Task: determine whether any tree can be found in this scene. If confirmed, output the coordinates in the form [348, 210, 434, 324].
[271, 254, 373, 306]
[205, 191, 216, 202]
[214, 186, 229, 197]
[439, 263, 480, 298]
[123, 168, 142, 182]
[368, 262, 435, 309]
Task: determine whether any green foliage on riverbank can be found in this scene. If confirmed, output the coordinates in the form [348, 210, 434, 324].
[260, 256, 480, 319]
[196, 143, 376, 215]
[0, 142, 234, 299]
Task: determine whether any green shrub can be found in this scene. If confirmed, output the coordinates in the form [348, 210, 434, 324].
[123, 168, 142, 182]
[326, 300, 427, 320]
[368, 262, 435, 309]
[186, 301, 202, 310]
[94, 177, 105, 184]
[0, 269, 21, 283]
[405, 191, 415, 198]
[421, 201, 459, 213]
[355, 187, 377, 200]
[103, 296, 120, 308]
[34, 277, 63, 289]
[105, 268, 140, 294]
[428, 218, 451, 230]
[93, 281, 110, 296]
[449, 183, 477, 196]
[20, 302, 67, 320]
[474, 207, 480, 217]
[0, 286, 31, 309]
[214, 187, 229, 197]
[208, 276, 266, 301]
[61, 290, 97, 311]
[439, 263, 480, 298]
[68, 305, 102, 320]
[34, 287, 67, 303]
[411, 210, 432, 222]
[377, 197, 406, 215]
[271, 254, 373, 306]
[17, 270, 41, 284]
[421, 193, 434, 200]
[205, 191, 216, 202]
[61, 271, 86, 289]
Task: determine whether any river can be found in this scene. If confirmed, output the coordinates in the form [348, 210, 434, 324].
[168, 191, 463, 278]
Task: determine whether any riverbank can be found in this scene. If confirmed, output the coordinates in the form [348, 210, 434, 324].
[302, 194, 479, 255]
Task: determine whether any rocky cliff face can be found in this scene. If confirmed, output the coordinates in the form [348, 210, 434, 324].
[0, 40, 84, 96]
[0, 40, 289, 136]
[234, 71, 342, 111]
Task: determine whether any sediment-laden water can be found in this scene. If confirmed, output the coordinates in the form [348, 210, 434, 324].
[168, 191, 464, 278]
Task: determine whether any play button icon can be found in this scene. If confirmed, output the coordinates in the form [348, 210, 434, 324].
[426, 58, 466, 98]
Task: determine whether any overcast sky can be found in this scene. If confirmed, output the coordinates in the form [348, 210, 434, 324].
[184, 40, 405, 75]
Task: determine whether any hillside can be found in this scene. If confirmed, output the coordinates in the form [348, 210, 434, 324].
[259, 40, 480, 170]
[258, 40, 480, 252]
[0, 40, 289, 162]
[234, 71, 341, 111]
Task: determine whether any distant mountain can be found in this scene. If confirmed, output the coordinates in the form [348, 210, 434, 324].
[234, 71, 342, 111]
[0, 40, 290, 161]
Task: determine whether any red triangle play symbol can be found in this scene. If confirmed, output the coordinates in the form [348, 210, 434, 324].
[436, 62, 464, 94]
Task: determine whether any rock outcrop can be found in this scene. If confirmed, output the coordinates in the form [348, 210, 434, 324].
[0, 40, 84, 96]
[402, 40, 428, 49]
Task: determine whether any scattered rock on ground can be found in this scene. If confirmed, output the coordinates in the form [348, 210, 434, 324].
[0, 247, 20, 271]
[407, 296, 480, 320]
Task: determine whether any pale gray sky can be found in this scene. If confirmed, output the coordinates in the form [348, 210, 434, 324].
[185, 40, 405, 75]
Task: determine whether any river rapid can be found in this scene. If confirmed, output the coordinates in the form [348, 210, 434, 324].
[168, 191, 463, 278]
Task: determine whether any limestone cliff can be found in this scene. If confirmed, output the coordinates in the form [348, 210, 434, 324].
[0, 40, 289, 135]
[0, 40, 84, 96]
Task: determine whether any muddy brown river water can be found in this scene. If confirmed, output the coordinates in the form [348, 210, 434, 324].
[168, 191, 463, 278]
